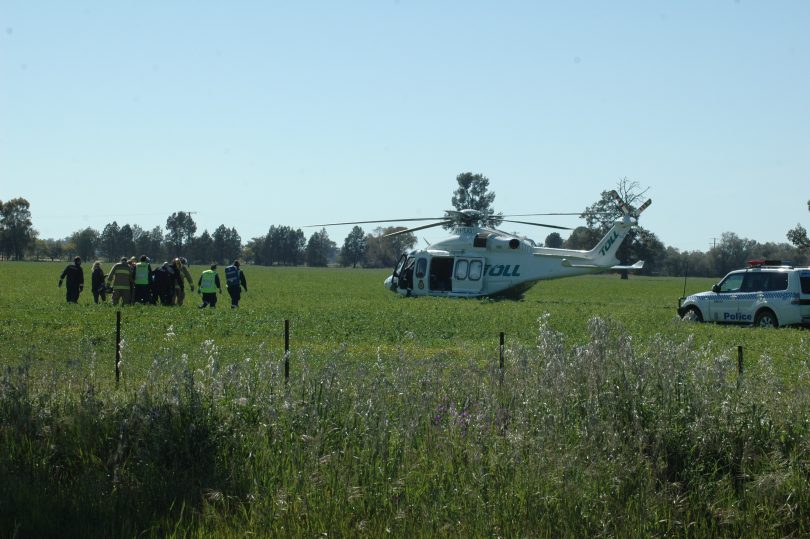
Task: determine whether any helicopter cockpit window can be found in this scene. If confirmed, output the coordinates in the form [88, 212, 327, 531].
[415, 258, 427, 279]
[394, 254, 407, 276]
[454, 260, 469, 280]
[468, 260, 483, 280]
[398, 256, 416, 290]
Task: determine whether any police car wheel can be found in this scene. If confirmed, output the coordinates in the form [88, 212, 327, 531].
[753, 309, 779, 328]
[681, 306, 702, 322]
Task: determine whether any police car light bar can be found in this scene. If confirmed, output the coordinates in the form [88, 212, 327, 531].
[747, 259, 793, 268]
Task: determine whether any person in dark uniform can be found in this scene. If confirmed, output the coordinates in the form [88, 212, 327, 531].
[90, 261, 107, 304]
[224, 260, 248, 308]
[58, 256, 84, 303]
[153, 261, 179, 306]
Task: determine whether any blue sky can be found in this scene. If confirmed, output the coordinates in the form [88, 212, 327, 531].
[2, 1, 808, 252]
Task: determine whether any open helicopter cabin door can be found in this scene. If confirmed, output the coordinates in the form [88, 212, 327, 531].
[450, 256, 485, 294]
[409, 255, 485, 295]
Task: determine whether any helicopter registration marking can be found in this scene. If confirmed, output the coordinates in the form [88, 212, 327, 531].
[598, 231, 620, 257]
[485, 264, 521, 277]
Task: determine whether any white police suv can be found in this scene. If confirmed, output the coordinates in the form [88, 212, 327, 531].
[678, 260, 810, 328]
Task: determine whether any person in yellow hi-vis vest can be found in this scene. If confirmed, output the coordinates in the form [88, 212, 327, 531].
[133, 255, 153, 304]
[106, 256, 134, 306]
[197, 263, 222, 308]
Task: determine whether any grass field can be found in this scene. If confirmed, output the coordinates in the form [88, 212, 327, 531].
[1, 261, 809, 537]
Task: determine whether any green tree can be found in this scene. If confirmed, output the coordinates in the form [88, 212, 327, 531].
[544, 232, 564, 248]
[70, 227, 100, 261]
[42, 238, 64, 261]
[246, 226, 305, 266]
[61, 239, 77, 258]
[709, 232, 756, 276]
[224, 227, 243, 263]
[340, 226, 366, 268]
[31, 238, 48, 261]
[244, 236, 264, 265]
[212, 225, 242, 264]
[563, 226, 601, 250]
[0, 197, 35, 260]
[165, 211, 197, 255]
[100, 221, 121, 261]
[118, 224, 135, 257]
[190, 230, 214, 264]
[246, 230, 275, 266]
[284, 228, 306, 265]
[750, 241, 806, 265]
[364, 227, 417, 268]
[660, 247, 713, 278]
[785, 200, 809, 251]
[306, 228, 336, 267]
[241, 241, 257, 264]
[450, 172, 502, 226]
[133, 225, 165, 261]
[631, 228, 666, 275]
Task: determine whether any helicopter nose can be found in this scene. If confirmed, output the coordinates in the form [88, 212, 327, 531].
[383, 275, 394, 291]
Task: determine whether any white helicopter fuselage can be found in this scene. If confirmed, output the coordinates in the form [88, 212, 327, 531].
[384, 216, 641, 298]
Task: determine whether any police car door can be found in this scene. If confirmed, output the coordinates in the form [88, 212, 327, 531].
[710, 272, 744, 323]
[736, 272, 767, 324]
[451, 257, 484, 294]
[801, 271, 810, 324]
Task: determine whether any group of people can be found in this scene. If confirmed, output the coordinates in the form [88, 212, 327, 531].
[58, 256, 248, 308]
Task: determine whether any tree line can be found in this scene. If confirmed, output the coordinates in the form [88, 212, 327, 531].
[0, 201, 416, 269]
[2, 180, 808, 277]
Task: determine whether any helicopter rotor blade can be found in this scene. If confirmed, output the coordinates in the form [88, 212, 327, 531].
[499, 219, 572, 231]
[306, 217, 445, 227]
[635, 198, 652, 217]
[610, 190, 633, 215]
[383, 220, 453, 237]
[501, 211, 620, 220]
[502, 212, 590, 217]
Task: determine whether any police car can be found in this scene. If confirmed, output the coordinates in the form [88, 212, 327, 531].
[677, 260, 810, 328]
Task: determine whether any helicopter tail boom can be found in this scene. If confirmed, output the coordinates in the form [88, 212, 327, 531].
[579, 192, 651, 269]
[585, 218, 634, 265]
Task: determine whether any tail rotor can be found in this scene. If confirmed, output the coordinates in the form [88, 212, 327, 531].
[610, 190, 652, 220]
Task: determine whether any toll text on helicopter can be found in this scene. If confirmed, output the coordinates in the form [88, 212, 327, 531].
[485, 265, 521, 277]
[598, 231, 620, 257]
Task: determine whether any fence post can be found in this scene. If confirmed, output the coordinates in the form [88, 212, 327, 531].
[115, 311, 121, 386]
[284, 319, 290, 384]
[499, 332, 505, 370]
[737, 345, 743, 376]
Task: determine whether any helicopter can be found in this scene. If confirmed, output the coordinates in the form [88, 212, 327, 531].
[309, 190, 652, 298]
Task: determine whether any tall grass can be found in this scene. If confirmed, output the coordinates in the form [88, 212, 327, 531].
[2, 314, 809, 537]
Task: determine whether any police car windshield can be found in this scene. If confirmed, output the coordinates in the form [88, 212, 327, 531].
[718, 273, 744, 293]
